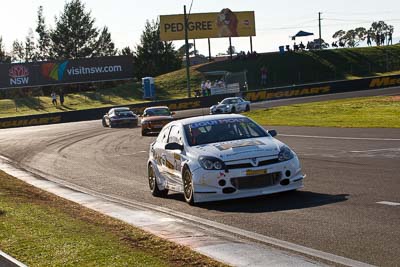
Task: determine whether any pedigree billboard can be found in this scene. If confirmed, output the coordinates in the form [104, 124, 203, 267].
[160, 9, 255, 41]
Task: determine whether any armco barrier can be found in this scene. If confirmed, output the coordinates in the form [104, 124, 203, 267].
[0, 74, 399, 129]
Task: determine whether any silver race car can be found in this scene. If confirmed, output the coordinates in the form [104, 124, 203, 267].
[210, 97, 250, 114]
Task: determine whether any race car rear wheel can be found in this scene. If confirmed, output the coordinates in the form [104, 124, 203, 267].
[182, 167, 194, 205]
[230, 106, 236, 113]
[148, 163, 168, 197]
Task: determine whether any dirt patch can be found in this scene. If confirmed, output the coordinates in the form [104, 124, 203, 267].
[391, 95, 400, 101]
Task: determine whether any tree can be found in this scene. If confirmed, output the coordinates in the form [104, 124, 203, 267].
[35, 6, 52, 60]
[0, 36, 11, 63]
[51, 0, 99, 59]
[332, 27, 367, 47]
[93, 26, 117, 56]
[11, 40, 25, 62]
[134, 20, 181, 79]
[120, 46, 134, 57]
[25, 29, 36, 61]
[370, 21, 392, 45]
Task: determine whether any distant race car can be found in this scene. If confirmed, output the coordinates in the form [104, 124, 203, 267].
[140, 106, 175, 136]
[147, 114, 304, 205]
[210, 97, 250, 114]
[102, 107, 138, 128]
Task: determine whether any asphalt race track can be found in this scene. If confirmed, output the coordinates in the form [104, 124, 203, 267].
[0, 87, 399, 266]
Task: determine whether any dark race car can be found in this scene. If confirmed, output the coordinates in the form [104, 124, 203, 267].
[140, 106, 175, 136]
[102, 107, 138, 128]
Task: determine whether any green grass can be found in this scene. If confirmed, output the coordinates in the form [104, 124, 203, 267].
[0, 171, 227, 267]
[198, 44, 400, 90]
[246, 95, 400, 128]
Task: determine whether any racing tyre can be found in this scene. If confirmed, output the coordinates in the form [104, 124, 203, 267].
[102, 118, 107, 127]
[230, 106, 236, 113]
[148, 163, 168, 197]
[141, 129, 148, 136]
[182, 167, 195, 205]
[245, 105, 250, 112]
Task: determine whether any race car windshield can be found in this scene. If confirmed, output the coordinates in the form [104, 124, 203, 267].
[221, 98, 238, 104]
[116, 111, 133, 117]
[145, 108, 170, 116]
[184, 118, 269, 146]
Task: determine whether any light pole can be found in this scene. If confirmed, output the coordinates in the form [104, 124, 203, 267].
[184, 5, 191, 98]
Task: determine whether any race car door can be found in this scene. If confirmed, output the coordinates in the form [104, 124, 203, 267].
[164, 125, 185, 192]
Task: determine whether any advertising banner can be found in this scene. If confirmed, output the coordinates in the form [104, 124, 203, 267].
[0, 56, 134, 89]
[160, 9, 255, 41]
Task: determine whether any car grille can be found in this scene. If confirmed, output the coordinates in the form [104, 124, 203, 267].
[226, 158, 280, 170]
[231, 172, 281, 189]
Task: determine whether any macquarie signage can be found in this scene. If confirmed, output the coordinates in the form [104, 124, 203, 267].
[160, 9, 255, 41]
[0, 56, 133, 89]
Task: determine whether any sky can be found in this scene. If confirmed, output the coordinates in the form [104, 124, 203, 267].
[1, 0, 399, 57]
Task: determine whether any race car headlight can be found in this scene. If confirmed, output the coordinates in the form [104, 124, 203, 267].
[278, 146, 294, 161]
[199, 156, 225, 170]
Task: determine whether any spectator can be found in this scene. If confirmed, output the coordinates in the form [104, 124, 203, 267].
[201, 81, 206, 96]
[367, 34, 372, 46]
[59, 90, 65, 105]
[388, 32, 393, 45]
[260, 66, 268, 86]
[206, 80, 212, 96]
[380, 33, 385, 46]
[51, 91, 57, 106]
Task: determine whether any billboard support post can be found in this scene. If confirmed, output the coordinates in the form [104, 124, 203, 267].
[250, 36, 253, 53]
[208, 38, 212, 62]
[229, 37, 233, 60]
[184, 5, 191, 98]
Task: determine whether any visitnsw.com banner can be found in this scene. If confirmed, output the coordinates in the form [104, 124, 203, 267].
[0, 56, 134, 89]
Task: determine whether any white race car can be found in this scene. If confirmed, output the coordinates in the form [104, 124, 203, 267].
[147, 114, 304, 205]
[210, 97, 250, 114]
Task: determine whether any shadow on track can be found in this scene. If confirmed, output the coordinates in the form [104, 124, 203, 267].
[167, 190, 349, 213]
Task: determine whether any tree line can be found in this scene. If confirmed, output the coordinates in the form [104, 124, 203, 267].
[0, 0, 181, 80]
[332, 21, 394, 48]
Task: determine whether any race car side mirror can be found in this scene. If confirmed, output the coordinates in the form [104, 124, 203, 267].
[268, 130, 277, 137]
[165, 142, 183, 151]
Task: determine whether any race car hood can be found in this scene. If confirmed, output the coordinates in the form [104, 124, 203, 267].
[211, 104, 228, 109]
[141, 116, 173, 122]
[190, 137, 282, 161]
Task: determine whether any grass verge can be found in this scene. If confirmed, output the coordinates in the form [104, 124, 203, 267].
[0, 171, 227, 267]
[246, 95, 400, 128]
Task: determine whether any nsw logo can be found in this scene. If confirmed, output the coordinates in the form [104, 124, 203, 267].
[41, 61, 68, 81]
[9, 65, 30, 86]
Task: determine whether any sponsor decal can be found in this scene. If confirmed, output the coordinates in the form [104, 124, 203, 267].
[369, 77, 400, 88]
[0, 116, 62, 129]
[167, 100, 201, 111]
[190, 117, 248, 129]
[41, 61, 68, 81]
[66, 65, 123, 76]
[244, 86, 331, 102]
[246, 169, 267, 176]
[215, 140, 265, 151]
[9, 65, 30, 86]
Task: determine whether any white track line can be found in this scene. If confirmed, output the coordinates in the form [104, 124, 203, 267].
[280, 134, 400, 141]
[377, 201, 400, 206]
[350, 148, 400, 153]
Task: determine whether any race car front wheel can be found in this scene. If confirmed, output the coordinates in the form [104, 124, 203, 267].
[148, 163, 168, 197]
[182, 167, 194, 205]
